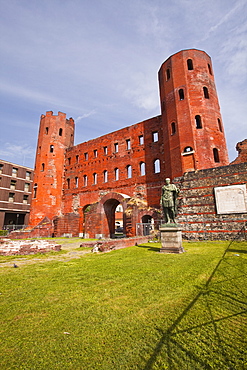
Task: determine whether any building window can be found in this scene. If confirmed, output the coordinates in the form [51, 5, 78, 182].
[67, 178, 70, 189]
[217, 118, 222, 132]
[93, 173, 97, 185]
[115, 168, 119, 181]
[187, 59, 193, 70]
[179, 89, 184, 100]
[166, 68, 171, 80]
[126, 139, 131, 150]
[103, 170, 108, 183]
[154, 159, 160, 173]
[33, 183, 37, 198]
[171, 122, 176, 135]
[127, 165, 132, 179]
[139, 135, 144, 145]
[140, 162, 145, 176]
[24, 183, 30, 192]
[104, 146, 108, 155]
[83, 175, 88, 187]
[203, 86, 209, 99]
[94, 149, 98, 158]
[50, 145, 54, 153]
[12, 167, 18, 177]
[26, 171, 31, 180]
[84, 152, 88, 160]
[213, 148, 220, 163]
[9, 192, 15, 202]
[10, 180, 16, 190]
[68, 157, 71, 165]
[41, 163, 45, 171]
[195, 115, 202, 129]
[114, 143, 119, 153]
[45, 127, 49, 134]
[152, 131, 159, 142]
[23, 195, 28, 204]
[75, 177, 78, 188]
[76, 155, 79, 163]
[59, 128, 63, 136]
[184, 146, 193, 153]
[0, 164, 3, 174]
[208, 64, 212, 75]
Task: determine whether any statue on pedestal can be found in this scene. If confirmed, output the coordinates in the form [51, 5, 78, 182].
[160, 178, 179, 224]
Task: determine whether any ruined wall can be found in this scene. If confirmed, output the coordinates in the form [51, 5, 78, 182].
[231, 139, 247, 165]
[175, 162, 247, 240]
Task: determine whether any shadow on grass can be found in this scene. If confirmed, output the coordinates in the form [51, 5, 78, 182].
[143, 239, 247, 369]
[137, 244, 161, 252]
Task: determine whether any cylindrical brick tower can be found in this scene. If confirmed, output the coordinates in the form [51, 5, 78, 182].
[29, 111, 74, 227]
[158, 49, 229, 179]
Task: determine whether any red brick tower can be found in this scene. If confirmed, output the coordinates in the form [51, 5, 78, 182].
[158, 49, 229, 179]
[29, 111, 74, 227]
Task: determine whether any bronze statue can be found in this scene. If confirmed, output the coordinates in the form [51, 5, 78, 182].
[160, 178, 179, 224]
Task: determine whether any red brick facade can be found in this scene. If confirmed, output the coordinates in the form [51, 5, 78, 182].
[29, 49, 233, 238]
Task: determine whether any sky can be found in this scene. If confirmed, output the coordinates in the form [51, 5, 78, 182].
[0, 0, 246, 169]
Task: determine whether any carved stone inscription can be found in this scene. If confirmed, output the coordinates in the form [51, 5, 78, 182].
[214, 185, 247, 214]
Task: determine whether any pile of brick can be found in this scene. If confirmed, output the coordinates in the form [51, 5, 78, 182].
[0, 238, 61, 256]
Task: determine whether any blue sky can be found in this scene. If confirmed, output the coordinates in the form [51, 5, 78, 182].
[0, 0, 246, 168]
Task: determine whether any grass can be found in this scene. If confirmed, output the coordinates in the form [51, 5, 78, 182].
[0, 240, 246, 369]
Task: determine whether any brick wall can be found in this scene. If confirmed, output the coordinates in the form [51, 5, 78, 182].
[175, 162, 247, 240]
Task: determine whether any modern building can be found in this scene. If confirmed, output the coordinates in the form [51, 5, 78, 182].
[0, 159, 33, 230]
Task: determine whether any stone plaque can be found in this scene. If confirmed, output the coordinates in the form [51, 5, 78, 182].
[214, 185, 247, 214]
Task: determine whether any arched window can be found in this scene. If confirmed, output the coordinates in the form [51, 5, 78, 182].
[154, 159, 160, 173]
[195, 115, 202, 129]
[83, 175, 88, 187]
[41, 163, 45, 171]
[166, 68, 171, 80]
[127, 165, 132, 179]
[213, 148, 220, 163]
[50, 145, 54, 153]
[59, 128, 63, 136]
[187, 59, 193, 70]
[217, 118, 222, 132]
[75, 177, 78, 188]
[203, 86, 209, 99]
[171, 122, 176, 135]
[33, 183, 37, 198]
[208, 64, 212, 75]
[45, 127, 49, 134]
[184, 146, 193, 153]
[115, 168, 119, 181]
[103, 170, 108, 183]
[67, 178, 70, 189]
[140, 162, 145, 176]
[179, 88, 184, 100]
[93, 173, 97, 185]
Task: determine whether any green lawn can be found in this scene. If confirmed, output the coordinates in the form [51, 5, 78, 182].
[0, 240, 246, 369]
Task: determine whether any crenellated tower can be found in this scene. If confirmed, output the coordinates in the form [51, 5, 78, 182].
[29, 111, 74, 227]
[158, 49, 229, 179]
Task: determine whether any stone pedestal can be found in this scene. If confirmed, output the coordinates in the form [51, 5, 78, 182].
[160, 225, 184, 253]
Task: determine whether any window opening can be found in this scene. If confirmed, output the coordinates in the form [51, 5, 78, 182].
[12, 168, 18, 177]
[179, 89, 184, 100]
[93, 173, 97, 185]
[187, 59, 193, 70]
[203, 86, 209, 99]
[213, 148, 220, 163]
[67, 178, 70, 189]
[217, 118, 222, 132]
[104, 146, 108, 155]
[33, 183, 37, 198]
[126, 139, 131, 150]
[24, 183, 30, 192]
[139, 135, 144, 145]
[166, 68, 171, 80]
[184, 146, 193, 153]
[195, 115, 202, 129]
[208, 64, 212, 75]
[23, 195, 28, 204]
[59, 128, 63, 136]
[26, 171, 31, 180]
[9, 192, 15, 202]
[45, 127, 49, 134]
[76, 155, 79, 163]
[68, 157, 71, 165]
[171, 122, 176, 135]
[75, 177, 78, 188]
[140, 162, 145, 176]
[84, 152, 88, 160]
[41, 163, 45, 171]
[0, 164, 3, 174]
[115, 168, 119, 181]
[154, 159, 160, 173]
[83, 175, 88, 187]
[152, 131, 158, 142]
[10, 180, 16, 190]
[103, 170, 108, 183]
[127, 165, 132, 178]
[94, 149, 98, 158]
[50, 145, 54, 153]
[114, 143, 118, 153]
